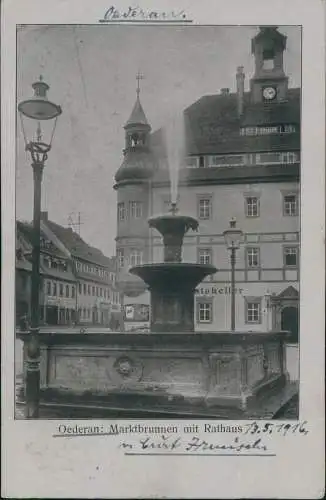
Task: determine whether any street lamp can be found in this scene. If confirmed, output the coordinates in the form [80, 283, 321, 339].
[223, 217, 243, 332]
[18, 77, 62, 418]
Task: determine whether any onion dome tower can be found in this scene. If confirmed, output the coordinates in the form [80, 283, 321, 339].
[114, 74, 156, 299]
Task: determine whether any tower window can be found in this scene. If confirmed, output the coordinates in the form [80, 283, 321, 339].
[130, 249, 142, 267]
[117, 249, 125, 269]
[118, 203, 126, 221]
[130, 201, 142, 219]
[263, 48, 275, 70]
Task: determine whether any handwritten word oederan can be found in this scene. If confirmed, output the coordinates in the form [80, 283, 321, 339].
[99, 6, 190, 22]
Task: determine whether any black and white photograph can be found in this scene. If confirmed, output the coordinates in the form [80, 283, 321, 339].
[2, 0, 325, 497]
[14, 24, 302, 420]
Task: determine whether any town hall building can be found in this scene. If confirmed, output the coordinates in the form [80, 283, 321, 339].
[114, 26, 300, 340]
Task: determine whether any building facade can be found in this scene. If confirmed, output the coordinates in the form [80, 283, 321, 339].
[16, 220, 77, 326]
[114, 26, 300, 340]
[16, 214, 121, 329]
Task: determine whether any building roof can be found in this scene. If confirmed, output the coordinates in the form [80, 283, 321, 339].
[251, 26, 287, 53]
[43, 217, 115, 269]
[17, 220, 67, 259]
[115, 148, 158, 183]
[125, 97, 150, 128]
[184, 88, 300, 155]
[16, 221, 76, 281]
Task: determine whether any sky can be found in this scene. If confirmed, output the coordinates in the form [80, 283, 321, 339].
[16, 25, 301, 256]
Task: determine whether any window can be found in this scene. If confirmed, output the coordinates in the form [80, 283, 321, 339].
[78, 283, 82, 294]
[284, 247, 298, 267]
[47, 281, 51, 295]
[130, 249, 142, 267]
[117, 249, 125, 269]
[83, 283, 87, 295]
[118, 202, 126, 221]
[283, 194, 298, 216]
[280, 152, 299, 164]
[53, 282, 57, 296]
[198, 248, 212, 265]
[186, 156, 198, 168]
[209, 155, 244, 167]
[259, 152, 281, 164]
[246, 197, 260, 217]
[130, 201, 142, 219]
[246, 301, 261, 323]
[197, 302, 212, 323]
[198, 198, 211, 219]
[65, 285, 69, 298]
[71, 286, 75, 298]
[92, 286, 95, 296]
[247, 247, 260, 268]
[262, 49, 275, 70]
[59, 284, 64, 297]
[88, 284, 91, 295]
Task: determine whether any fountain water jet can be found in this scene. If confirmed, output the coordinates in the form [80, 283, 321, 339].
[129, 201, 217, 332]
[163, 113, 185, 205]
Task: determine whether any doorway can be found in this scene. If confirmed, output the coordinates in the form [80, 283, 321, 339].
[281, 306, 299, 343]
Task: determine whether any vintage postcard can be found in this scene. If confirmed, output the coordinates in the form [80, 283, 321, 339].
[1, 0, 325, 497]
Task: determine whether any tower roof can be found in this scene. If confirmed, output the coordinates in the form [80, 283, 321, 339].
[252, 26, 287, 52]
[125, 96, 150, 128]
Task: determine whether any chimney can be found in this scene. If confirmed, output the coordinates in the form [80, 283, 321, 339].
[236, 66, 245, 117]
[41, 211, 48, 221]
[220, 88, 230, 96]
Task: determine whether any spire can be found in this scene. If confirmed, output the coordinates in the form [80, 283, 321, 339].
[124, 72, 150, 128]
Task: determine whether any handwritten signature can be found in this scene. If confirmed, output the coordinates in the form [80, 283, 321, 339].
[99, 6, 189, 22]
[120, 435, 269, 454]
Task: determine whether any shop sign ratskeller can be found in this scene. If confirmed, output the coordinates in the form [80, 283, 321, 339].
[195, 285, 244, 296]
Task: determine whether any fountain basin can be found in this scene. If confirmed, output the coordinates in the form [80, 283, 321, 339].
[17, 330, 297, 419]
[130, 263, 217, 332]
[130, 263, 217, 290]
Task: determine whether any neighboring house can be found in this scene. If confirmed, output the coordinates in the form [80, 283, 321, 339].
[16, 221, 76, 326]
[40, 212, 121, 328]
[16, 216, 121, 329]
[114, 26, 300, 338]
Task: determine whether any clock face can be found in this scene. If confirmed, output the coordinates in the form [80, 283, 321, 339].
[263, 86, 277, 100]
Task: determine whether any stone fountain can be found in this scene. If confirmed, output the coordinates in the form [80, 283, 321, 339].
[17, 202, 298, 418]
[129, 202, 217, 332]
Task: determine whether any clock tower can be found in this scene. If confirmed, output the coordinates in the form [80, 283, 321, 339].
[250, 26, 289, 103]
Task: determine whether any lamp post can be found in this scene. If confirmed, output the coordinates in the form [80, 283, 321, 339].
[18, 77, 62, 418]
[223, 218, 243, 332]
